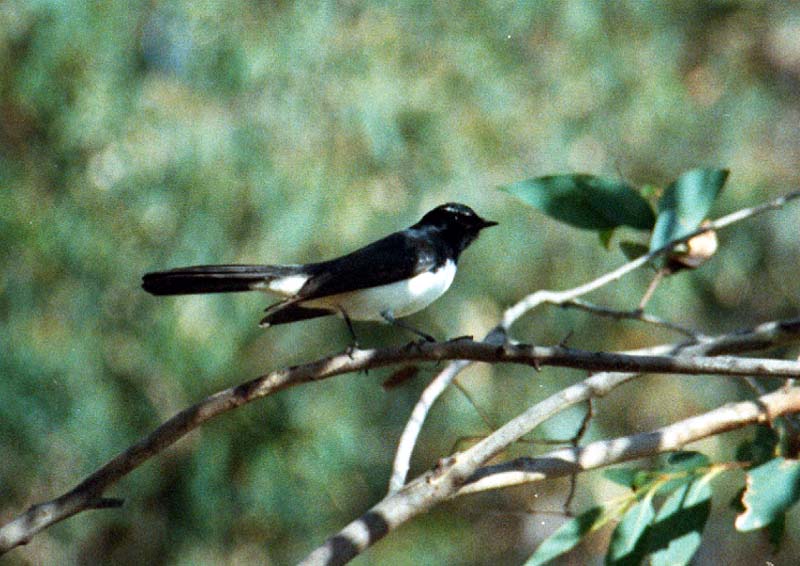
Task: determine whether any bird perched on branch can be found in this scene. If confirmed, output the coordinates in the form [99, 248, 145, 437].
[142, 203, 497, 341]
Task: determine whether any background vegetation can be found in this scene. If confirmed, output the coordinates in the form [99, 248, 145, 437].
[2, 1, 799, 564]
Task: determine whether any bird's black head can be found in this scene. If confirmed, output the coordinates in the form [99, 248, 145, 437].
[415, 203, 497, 259]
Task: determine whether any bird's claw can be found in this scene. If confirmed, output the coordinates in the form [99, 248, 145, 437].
[345, 342, 360, 359]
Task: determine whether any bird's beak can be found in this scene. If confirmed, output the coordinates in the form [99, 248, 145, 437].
[480, 218, 499, 229]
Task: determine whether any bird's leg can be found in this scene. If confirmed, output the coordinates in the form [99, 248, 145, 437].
[340, 309, 360, 357]
[381, 310, 436, 344]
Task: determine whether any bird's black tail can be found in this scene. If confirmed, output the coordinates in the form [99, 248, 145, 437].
[142, 265, 301, 295]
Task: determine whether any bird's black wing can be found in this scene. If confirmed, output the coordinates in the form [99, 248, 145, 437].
[259, 229, 444, 326]
[297, 229, 443, 300]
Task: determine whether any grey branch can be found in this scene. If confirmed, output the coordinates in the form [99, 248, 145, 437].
[388, 358, 474, 493]
[302, 385, 800, 566]
[458, 384, 800, 494]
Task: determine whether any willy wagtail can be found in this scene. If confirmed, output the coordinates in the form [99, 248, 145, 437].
[142, 203, 497, 340]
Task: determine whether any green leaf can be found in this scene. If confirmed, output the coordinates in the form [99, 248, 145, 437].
[606, 496, 656, 565]
[603, 453, 709, 495]
[649, 168, 729, 252]
[603, 468, 655, 491]
[652, 451, 711, 496]
[775, 417, 798, 459]
[664, 451, 710, 473]
[648, 477, 713, 566]
[525, 505, 621, 566]
[603, 468, 642, 488]
[736, 457, 800, 531]
[501, 174, 656, 231]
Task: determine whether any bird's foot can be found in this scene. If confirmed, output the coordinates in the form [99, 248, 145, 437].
[345, 342, 361, 359]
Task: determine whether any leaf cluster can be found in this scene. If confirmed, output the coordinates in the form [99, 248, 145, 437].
[526, 424, 800, 565]
[501, 168, 729, 267]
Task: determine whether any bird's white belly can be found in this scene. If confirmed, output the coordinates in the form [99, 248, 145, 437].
[306, 260, 457, 321]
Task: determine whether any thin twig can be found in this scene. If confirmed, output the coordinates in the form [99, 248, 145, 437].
[387, 358, 473, 494]
[561, 298, 704, 339]
[638, 268, 667, 310]
[564, 399, 594, 515]
[451, 378, 495, 431]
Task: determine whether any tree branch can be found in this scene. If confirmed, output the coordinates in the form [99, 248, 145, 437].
[302, 329, 800, 566]
[458, 384, 800, 495]
[303, 385, 800, 565]
[3, 320, 800, 554]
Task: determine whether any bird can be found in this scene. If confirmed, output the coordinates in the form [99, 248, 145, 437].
[142, 203, 497, 341]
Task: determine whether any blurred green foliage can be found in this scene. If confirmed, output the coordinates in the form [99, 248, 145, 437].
[2, 1, 800, 564]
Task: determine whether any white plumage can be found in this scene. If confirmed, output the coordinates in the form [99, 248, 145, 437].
[296, 260, 456, 321]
